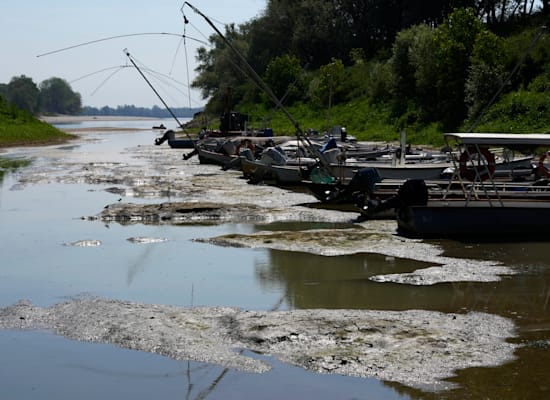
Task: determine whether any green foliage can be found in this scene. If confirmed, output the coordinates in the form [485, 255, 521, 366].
[466, 90, 550, 133]
[528, 65, 550, 92]
[465, 30, 507, 119]
[6, 75, 40, 114]
[0, 98, 74, 147]
[194, 2, 550, 147]
[240, 97, 446, 146]
[39, 77, 82, 114]
[263, 54, 304, 105]
[390, 24, 437, 114]
[0, 157, 31, 171]
[349, 48, 366, 65]
[311, 59, 346, 107]
[433, 8, 484, 126]
[2, 75, 82, 116]
[503, 25, 550, 89]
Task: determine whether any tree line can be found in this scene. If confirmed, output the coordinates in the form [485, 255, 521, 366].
[192, 0, 550, 132]
[0, 76, 82, 115]
[0, 76, 202, 118]
[81, 105, 202, 118]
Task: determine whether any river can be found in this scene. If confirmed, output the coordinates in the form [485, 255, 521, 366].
[0, 118, 549, 399]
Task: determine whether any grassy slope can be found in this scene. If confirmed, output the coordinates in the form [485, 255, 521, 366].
[242, 99, 447, 147]
[0, 104, 75, 147]
[241, 87, 550, 148]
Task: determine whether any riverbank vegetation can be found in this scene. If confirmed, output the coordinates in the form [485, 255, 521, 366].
[81, 105, 203, 119]
[190, 1, 550, 146]
[0, 96, 75, 147]
[0, 76, 82, 115]
[0, 157, 31, 181]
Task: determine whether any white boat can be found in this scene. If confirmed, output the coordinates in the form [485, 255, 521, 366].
[394, 133, 550, 239]
[240, 147, 317, 184]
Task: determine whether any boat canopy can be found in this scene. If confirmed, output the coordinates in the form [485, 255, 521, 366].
[445, 133, 550, 147]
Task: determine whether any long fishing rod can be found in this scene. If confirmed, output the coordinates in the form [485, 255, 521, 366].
[70, 65, 132, 84]
[182, 2, 335, 175]
[37, 32, 207, 58]
[124, 48, 201, 154]
[124, 48, 185, 129]
[182, 2, 298, 130]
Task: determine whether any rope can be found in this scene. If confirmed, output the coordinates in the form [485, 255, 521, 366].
[36, 32, 207, 58]
[183, 14, 193, 109]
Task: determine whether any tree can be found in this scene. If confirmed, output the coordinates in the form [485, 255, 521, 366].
[192, 24, 256, 114]
[476, 0, 542, 24]
[309, 58, 346, 108]
[263, 54, 304, 105]
[433, 8, 484, 127]
[465, 30, 507, 120]
[389, 24, 438, 121]
[39, 77, 81, 114]
[6, 75, 40, 114]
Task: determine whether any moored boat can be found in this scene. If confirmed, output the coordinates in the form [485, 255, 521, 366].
[393, 133, 550, 239]
[155, 130, 195, 149]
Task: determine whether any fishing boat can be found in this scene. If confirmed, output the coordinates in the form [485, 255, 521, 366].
[391, 133, 550, 239]
[240, 147, 317, 184]
[155, 130, 195, 149]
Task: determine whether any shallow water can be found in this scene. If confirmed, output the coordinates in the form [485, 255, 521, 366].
[1, 120, 549, 399]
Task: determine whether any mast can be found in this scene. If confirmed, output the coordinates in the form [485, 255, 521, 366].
[182, 2, 335, 177]
[124, 48, 185, 129]
[124, 48, 199, 151]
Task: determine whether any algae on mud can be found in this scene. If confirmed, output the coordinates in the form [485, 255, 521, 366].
[0, 296, 517, 391]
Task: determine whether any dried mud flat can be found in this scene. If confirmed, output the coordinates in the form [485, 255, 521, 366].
[1, 296, 516, 391]
[4, 134, 521, 391]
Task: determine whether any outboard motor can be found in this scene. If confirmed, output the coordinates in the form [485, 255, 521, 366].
[349, 167, 382, 195]
[260, 147, 287, 166]
[155, 129, 176, 145]
[397, 179, 429, 207]
[357, 179, 428, 220]
[326, 167, 381, 203]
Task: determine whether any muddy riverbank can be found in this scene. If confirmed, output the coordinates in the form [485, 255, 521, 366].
[0, 296, 516, 392]
[1, 122, 548, 398]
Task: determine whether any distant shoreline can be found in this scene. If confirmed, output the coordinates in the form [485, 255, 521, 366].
[40, 115, 164, 124]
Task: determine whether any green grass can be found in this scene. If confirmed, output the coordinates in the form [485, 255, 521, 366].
[0, 158, 31, 169]
[238, 87, 550, 148]
[240, 98, 447, 147]
[0, 157, 31, 181]
[0, 103, 75, 147]
[464, 90, 550, 133]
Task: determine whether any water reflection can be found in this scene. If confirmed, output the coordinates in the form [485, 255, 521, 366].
[0, 330, 407, 400]
[258, 249, 451, 310]
[256, 247, 550, 319]
[253, 244, 550, 399]
[2, 121, 550, 398]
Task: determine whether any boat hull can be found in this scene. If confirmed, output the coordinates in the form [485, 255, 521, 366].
[241, 158, 307, 184]
[197, 148, 239, 168]
[168, 139, 195, 149]
[397, 200, 550, 239]
[330, 163, 449, 180]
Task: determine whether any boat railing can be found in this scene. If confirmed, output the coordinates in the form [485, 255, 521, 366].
[440, 133, 550, 207]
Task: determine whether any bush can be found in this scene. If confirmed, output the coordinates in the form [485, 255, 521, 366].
[466, 90, 550, 132]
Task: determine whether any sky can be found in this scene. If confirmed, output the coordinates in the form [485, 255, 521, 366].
[1, 0, 267, 108]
